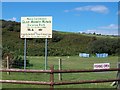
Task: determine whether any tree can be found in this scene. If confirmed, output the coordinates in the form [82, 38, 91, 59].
[93, 32, 96, 35]
[87, 38, 120, 55]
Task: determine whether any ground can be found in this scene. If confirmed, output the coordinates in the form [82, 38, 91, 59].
[2, 56, 118, 88]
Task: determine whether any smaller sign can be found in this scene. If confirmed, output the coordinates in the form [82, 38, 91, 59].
[94, 63, 110, 70]
[79, 53, 90, 58]
[96, 53, 108, 58]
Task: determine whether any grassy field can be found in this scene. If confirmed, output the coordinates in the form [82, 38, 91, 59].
[2, 56, 118, 89]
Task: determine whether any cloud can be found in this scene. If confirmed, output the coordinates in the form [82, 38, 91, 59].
[8, 17, 17, 21]
[86, 29, 100, 34]
[64, 10, 70, 12]
[64, 5, 109, 14]
[86, 29, 118, 35]
[87, 29, 97, 32]
[117, 11, 120, 15]
[81, 24, 118, 35]
[98, 24, 118, 29]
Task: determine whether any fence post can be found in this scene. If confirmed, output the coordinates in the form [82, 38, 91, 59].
[117, 62, 120, 89]
[50, 65, 54, 90]
[6, 56, 10, 75]
[58, 58, 62, 81]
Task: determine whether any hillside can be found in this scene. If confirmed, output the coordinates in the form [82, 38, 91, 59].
[1, 20, 120, 56]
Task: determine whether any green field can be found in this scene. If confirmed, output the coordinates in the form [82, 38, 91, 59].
[2, 56, 118, 89]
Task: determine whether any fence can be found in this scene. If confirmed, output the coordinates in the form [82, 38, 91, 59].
[0, 66, 120, 90]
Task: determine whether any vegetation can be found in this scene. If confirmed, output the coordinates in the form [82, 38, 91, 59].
[2, 53, 31, 68]
[1, 20, 119, 88]
[87, 38, 120, 55]
[2, 56, 118, 88]
[1, 19, 120, 56]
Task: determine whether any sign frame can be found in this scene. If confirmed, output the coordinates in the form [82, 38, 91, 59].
[93, 63, 110, 70]
[20, 16, 52, 70]
[21, 16, 52, 38]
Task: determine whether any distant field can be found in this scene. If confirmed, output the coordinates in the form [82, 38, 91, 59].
[2, 56, 118, 88]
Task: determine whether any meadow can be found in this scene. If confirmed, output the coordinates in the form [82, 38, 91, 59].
[2, 56, 118, 89]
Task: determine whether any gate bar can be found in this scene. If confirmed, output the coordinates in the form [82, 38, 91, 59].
[0, 69, 51, 73]
[54, 79, 120, 85]
[0, 80, 50, 85]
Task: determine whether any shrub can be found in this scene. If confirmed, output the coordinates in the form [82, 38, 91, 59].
[2, 53, 32, 69]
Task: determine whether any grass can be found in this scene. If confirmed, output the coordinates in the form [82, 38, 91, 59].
[2, 56, 118, 89]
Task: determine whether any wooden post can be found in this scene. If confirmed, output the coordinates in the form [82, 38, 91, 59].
[58, 58, 62, 81]
[6, 56, 10, 75]
[50, 65, 54, 90]
[117, 62, 120, 89]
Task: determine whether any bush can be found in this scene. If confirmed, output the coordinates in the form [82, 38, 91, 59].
[12, 56, 32, 68]
[52, 33, 63, 42]
[2, 53, 32, 69]
[87, 38, 120, 55]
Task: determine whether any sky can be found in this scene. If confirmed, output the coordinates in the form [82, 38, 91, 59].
[1, 2, 119, 35]
[1, 0, 120, 2]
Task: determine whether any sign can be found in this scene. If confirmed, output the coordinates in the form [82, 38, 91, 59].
[94, 63, 110, 70]
[96, 53, 108, 58]
[21, 16, 52, 38]
[79, 53, 90, 58]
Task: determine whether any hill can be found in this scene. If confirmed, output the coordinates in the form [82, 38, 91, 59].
[1, 20, 120, 56]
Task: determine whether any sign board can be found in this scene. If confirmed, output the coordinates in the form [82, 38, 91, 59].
[79, 53, 90, 58]
[96, 53, 108, 58]
[94, 63, 110, 70]
[21, 16, 52, 38]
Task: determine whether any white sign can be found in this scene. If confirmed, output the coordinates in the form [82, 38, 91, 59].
[79, 53, 90, 58]
[21, 16, 52, 38]
[94, 63, 110, 70]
